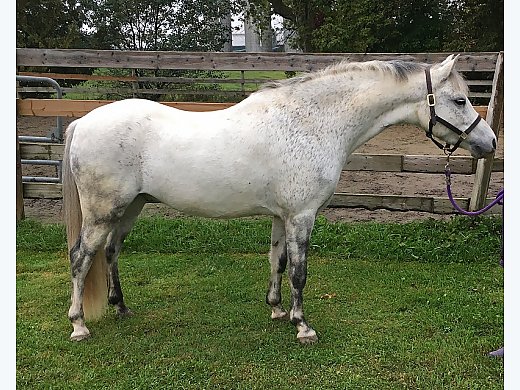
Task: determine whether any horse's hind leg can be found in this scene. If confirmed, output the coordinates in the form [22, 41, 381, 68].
[266, 216, 289, 320]
[285, 212, 318, 344]
[69, 219, 114, 341]
[105, 196, 145, 316]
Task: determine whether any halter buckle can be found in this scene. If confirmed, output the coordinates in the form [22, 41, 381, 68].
[426, 93, 436, 107]
[459, 131, 468, 140]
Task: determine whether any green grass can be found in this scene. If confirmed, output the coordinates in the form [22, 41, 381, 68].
[17, 216, 503, 389]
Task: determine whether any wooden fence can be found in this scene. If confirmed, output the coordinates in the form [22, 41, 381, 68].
[16, 49, 504, 219]
[17, 49, 499, 103]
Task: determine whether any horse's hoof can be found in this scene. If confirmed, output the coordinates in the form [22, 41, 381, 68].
[297, 329, 318, 345]
[271, 309, 289, 321]
[117, 307, 133, 318]
[70, 329, 90, 342]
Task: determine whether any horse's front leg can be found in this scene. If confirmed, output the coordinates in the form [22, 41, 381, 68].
[285, 212, 317, 344]
[266, 216, 289, 320]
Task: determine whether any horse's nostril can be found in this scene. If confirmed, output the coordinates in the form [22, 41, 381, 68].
[492, 138, 497, 150]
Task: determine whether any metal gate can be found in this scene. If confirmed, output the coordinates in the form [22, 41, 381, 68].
[17, 76, 63, 184]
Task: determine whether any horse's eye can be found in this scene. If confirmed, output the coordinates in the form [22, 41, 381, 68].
[454, 98, 466, 106]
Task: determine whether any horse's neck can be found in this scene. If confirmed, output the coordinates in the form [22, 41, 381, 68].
[323, 72, 422, 155]
[348, 99, 422, 154]
[255, 71, 422, 157]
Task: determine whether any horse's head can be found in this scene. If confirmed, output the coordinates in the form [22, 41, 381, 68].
[418, 54, 497, 159]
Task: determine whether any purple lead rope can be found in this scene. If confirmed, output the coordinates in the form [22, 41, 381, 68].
[445, 168, 504, 216]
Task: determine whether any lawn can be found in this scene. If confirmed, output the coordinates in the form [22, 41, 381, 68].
[16, 216, 503, 389]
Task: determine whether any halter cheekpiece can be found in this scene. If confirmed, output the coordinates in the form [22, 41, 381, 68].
[424, 66, 482, 154]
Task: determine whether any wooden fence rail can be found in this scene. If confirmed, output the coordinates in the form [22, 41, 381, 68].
[16, 49, 504, 219]
[17, 49, 500, 71]
[17, 49, 498, 103]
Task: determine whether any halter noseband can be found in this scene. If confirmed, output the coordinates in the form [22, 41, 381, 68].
[424, 66, 482, 154]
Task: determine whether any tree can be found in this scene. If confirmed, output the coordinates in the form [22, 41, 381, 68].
[17, 0, 86, 48]
[443, 0, 503, 52]
[81, 0, 233, 51]
[245, 0, 503, 53]
[311, 1, 403, 52]
[391, 0, 453, 52]
[244, 0, 327, 52]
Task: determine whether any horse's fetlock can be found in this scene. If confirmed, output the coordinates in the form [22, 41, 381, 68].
[68, 311, 83, 323]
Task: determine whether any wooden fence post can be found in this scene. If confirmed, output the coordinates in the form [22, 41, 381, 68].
[469, 51, 504, 211]
[16, 133, 25, 221]
[240, 70, 245, 97]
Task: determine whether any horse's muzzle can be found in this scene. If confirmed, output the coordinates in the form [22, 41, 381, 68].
[469, 140, 496, 159]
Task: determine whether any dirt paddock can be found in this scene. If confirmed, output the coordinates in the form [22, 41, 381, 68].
[18, 115, 504, 224]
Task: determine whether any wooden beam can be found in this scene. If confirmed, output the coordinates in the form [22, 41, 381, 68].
[343, 153, 402, 172]
[330, 193, 435, 212]
[21, 183, 501, 215]
[402, 155, 475, 174]
[329, 193, 501, 214]
[16, 99, 235, 117]
[19, 142, 64, 160]
[16, 135, 25, 221]
[475, 106, 488, 117]
[22, 183, 62, 199]
[16, 99, 489, 120]
[16, 49, 500, 72]
[469, 51, 504, 211]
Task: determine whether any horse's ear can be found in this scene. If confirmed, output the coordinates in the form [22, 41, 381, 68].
[434, 54, 459, 82]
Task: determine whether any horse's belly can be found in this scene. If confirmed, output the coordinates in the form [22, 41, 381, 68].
[140, 123, 280, 217]
[147, 180, 276, 218]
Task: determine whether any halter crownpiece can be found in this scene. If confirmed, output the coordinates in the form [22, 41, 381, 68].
[424, 66, 482, 154]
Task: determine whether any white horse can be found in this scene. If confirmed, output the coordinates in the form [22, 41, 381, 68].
[63, 54, 496, 344]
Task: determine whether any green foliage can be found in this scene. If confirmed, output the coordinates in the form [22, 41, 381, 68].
[17, 0, 503, 55]
[16, 0, 87, 48]
[443, 0, 504, 52]
[16, 219, 67, 252]
[311, 215, 502, 264]
[246, 0, 503, 52]
[80, 0, 232, 51]
[17, 215, 501, 265]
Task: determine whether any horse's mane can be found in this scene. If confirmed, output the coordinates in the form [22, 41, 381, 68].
[260, 59, 468, 93]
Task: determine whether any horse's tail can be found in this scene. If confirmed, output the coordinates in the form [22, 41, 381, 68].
[63, 121, 108, 321]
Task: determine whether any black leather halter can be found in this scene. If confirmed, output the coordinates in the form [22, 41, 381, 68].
[424, 66, 482, 154]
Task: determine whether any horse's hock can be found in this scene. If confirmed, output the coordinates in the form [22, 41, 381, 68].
[16, 49, 504, 222]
